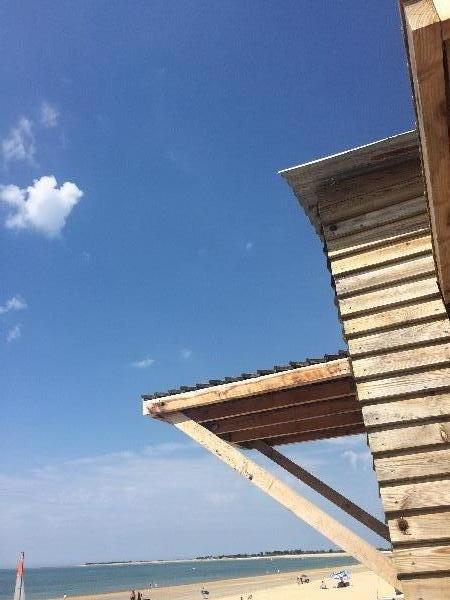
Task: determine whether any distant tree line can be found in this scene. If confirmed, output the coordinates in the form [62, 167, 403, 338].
[195, 548, 345, 560]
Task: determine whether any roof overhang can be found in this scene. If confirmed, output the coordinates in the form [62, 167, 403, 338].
[143, 357, 362, 447]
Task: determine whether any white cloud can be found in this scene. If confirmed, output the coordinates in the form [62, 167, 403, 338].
[0, 176, 83, 238]
[245, 241, 253, 251]
[2, 117, 36, 164]
[0, 295, 27, 315]
[181, 348, 192, 360]
[131, 357, 155, 369]
[342, 449, 372, 469]
[6, 324, 21, 343]
[40, 102, 59, 128]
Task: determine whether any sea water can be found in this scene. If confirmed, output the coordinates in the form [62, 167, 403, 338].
[0, 556, 357, 600]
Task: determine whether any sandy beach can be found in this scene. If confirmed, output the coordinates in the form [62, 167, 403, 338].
[69, 564, 399, 600]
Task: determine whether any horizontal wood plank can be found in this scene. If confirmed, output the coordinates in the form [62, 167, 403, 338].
[143, 359, 351, 415]
[344, 298, 446, 336]
[352, 341, 450, 379]
[331, 233, 432, 276]
[319, 162, 424, 227]
[265, 423, 366, 447]
[380, 478, 450, 513]
[357, 366, 450, 402]
[224, 410, 363, 444]
[335, 254, 435, 297]
[362, 393, 450, 427]
[347, 318, 450, 356]
[186, 378, 356, 422]
[327, 212, 430, 259]
[375, 448, 450, 483]
[323, 195, 426, 240]
[389, 511, 450, 544]
[401, 576, 450, 600]
[368, 420, 450, 454]
[205, 395, 358, 435]
[394, 545, 450, 574]
[339, 276, 439, 317]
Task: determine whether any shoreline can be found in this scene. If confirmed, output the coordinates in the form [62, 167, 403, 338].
[81, 552, 348, 567]
[67, 563, 398, 600]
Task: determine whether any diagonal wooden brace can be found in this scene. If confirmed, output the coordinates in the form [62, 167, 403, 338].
[166, 412, 400, 591]
[253, 441, 390, 541]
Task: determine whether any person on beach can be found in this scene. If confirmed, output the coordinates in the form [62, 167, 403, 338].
[201, 585, 209, 597]
[320, 580, 328, 589]
[130, 590, 136, 600]
[137, 592, 142, 600]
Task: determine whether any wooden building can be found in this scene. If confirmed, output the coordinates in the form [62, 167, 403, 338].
[143, 2, 450, 598]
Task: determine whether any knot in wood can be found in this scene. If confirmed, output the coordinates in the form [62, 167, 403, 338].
[440, 426, 449, 443]
[397, 517, 409, 534]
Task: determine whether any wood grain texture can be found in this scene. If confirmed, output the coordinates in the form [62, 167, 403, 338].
[347, 317, 450, 356]
[143, 359, 351, 415]
[375, 447, 450, 483]
[362, 392, 450, 427]
[403, 0, 450, 304]
[323, 195, 426, 240]
[339, 276, 439, 316]
[352, 341, 450, 379]
[389, 510, 450, 544]
[368, 419, 450, 454]
[167, 412, 400, 588]
[380, 478, 450, 513]
[327, 212, 430, 259]
[401, 577, 450, 600]
[357, 366, 450, 402]
[394, 544, 450, 574]
[185, 378, 356, 423]
[205, 395, 359, 435]
[331, 233, 432, 276]
[263, 423, 366, 447]
[335, 254, 435, 297]
[344, 298, 446, 336]
[319, 160, 423, 226]
[223, 410, 363, 444]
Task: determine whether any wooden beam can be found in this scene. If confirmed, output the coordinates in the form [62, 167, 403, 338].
[253, 441, 390, 541]
[165, 412, 400, 590]
[185, 378, 356, 423]
[223, 410, 363, 445]
[205, 394, 359, 435]
[402, 0, 450, 304]
[259, 423, 366, 447]
[143, 358, 351, 416]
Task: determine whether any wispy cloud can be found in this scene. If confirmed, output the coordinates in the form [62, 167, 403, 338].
[0, 295, 27, 315]
[180, 348, 192, 360]
[342, 449, 372, 469]
[0, 176, 83, 238]
[0, 440, 386, 567]
[40, 102, 59, 129]
[2, 117, 36, 164]
[245, 241, 253, 251]
[6, 324, 21, 343]
[131, 357, 155, 369]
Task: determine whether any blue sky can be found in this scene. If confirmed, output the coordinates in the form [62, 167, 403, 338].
[0, 1, 414, 567]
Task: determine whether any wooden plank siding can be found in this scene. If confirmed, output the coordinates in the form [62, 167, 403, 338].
[314, 144, 450, 595]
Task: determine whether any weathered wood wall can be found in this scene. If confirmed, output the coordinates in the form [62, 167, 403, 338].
[319, 156, 450, 599]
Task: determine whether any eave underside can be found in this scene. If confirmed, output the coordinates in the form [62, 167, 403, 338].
[143, 357, 362, 447]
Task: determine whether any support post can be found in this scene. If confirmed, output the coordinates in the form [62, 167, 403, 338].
[253, 441, 390, 541]
[166, 411, 401, 591]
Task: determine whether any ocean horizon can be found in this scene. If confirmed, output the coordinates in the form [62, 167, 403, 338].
[0, 555, 358, 600]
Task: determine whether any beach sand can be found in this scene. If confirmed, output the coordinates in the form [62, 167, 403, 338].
[69, 564, 399, 600]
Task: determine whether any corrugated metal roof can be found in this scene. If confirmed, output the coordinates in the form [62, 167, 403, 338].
[141, 350, 348, 401]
